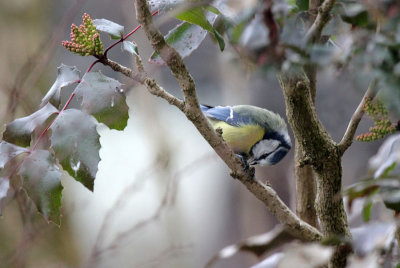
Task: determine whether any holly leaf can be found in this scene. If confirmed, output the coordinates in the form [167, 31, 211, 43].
[0, 141, 29, 214]
[74, 71, 129, 130]
[147, 0, 184, 13]
[0, 178, 10, 215]
[41, 64, 80, 108]
[296, 0, 308, 11]
[0, 141, 28, 169]
[50, 109, 100, 191]
[175, 7, 224, 50]
[207, 226, 298, 267]
[362, 201, 373, 222]
[2, 103, 59, 147]
[122, 41, 139, 56]
[150, 22, 207, 65]
[351, 221, 396, 256]
[18, 150, 63, 224]
[369, 134, 400, 178]
[150, 9, 219, 64]
[93, 19, 124, 39]
[341, 4, 369, 27]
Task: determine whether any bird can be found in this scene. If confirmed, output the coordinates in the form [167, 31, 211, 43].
[201, 104, 291, 166]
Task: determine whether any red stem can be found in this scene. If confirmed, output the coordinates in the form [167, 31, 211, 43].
[86, 60, 100, 73]
[103, 10, 159, 57]
[31, 93, 76, 151]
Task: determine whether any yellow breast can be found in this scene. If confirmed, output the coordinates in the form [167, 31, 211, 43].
[210, 120, 265, 154]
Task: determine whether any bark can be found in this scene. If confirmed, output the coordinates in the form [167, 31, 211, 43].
[295, 141, 318, 228]
[295, 65, 318, 228]
[278, 73, 351, 267]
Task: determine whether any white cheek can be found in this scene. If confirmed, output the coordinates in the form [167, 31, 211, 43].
[257, 158, 271, 166]
[284, 133, 291, 147]
[253, 139, 280, 157]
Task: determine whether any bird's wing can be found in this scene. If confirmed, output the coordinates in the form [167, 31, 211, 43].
[202, 106, 250, 126]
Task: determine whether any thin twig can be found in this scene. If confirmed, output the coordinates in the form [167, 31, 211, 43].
[86, 153, 216, 268]
[303, 0, 336, 44]
[338, 79, 378, 155]
[87, 163, 161, 267]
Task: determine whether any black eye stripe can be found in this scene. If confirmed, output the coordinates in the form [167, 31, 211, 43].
[263, 132, 291, 149]
[259, 152, 271, 160]
[256, 147, 279, 161]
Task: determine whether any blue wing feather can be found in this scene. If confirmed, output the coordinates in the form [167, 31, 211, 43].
[202, 105, 249, 126]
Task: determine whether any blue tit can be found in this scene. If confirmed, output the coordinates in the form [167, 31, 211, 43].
[201, 105, 291, 166]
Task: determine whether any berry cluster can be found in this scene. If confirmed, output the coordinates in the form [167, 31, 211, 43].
[356, 97, 397, 141]
[62, 13, 103, 56]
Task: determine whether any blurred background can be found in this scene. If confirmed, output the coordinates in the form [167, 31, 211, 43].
[0, 0, 386, 267]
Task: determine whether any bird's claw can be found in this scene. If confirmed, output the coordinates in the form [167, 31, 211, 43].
[236, 154, 255, 180]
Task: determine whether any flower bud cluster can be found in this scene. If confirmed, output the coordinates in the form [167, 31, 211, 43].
[363, 97, 388, 121]
[356, 132, 384, 142]
[357, 97, 396, 142]
[357, 124, 396, 141]
[62, 13, 103, 56]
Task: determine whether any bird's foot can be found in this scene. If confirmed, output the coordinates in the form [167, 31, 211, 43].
[236, 154, 255, 180]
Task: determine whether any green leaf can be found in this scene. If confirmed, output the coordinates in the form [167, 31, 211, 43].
[176, 7, 213, 32]
[207, 226, 297, 267]
[41, 64, 80, 108]
[50, 109, 100, 191]
[0, 178, 10, 215]
[296, 0, 308, 11]
[74, 71, 129, 130]
[226, 9, 257, 45]
[18, 150, 63, 224]
[122, 41, 139, 56]
[380, 162, 397, 178]
[2, 103, 59, 147]
[0, 141, 29, 214]
[93, 18, 124, 39]
[382, 187, 400, 212]
[148, 0, 184, 13]
[212, 28, 225, 51]
[362, 201, 373, 222]
[351, 222, 396, 255]
[0, 141, 28, 169]
[150, 22, 208, 65]
[204, 5, 220, 15]
[175, 7, 224, 51]
[341, 4, 369, 27]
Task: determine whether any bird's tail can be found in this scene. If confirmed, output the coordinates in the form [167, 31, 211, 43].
[200, 104, 213, 112]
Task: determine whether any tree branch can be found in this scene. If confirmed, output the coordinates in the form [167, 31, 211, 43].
[128, 0, 322, 241]
[278, 73, 351, 267]
[303, 0, 336, 44]
[338, 80, 378, 155]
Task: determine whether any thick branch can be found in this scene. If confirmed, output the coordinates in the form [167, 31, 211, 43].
[295, 142, 319, 228]
[303, 0, 336, 44]
[338, 80, 377, 154]
[279, 73, 351, 267]
[131, 0, 321, 241]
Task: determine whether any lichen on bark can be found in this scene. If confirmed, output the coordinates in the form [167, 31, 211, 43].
[278, 72, 351, 267]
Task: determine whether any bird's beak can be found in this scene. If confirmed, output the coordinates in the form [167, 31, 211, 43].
[248, 158, 257, 166]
